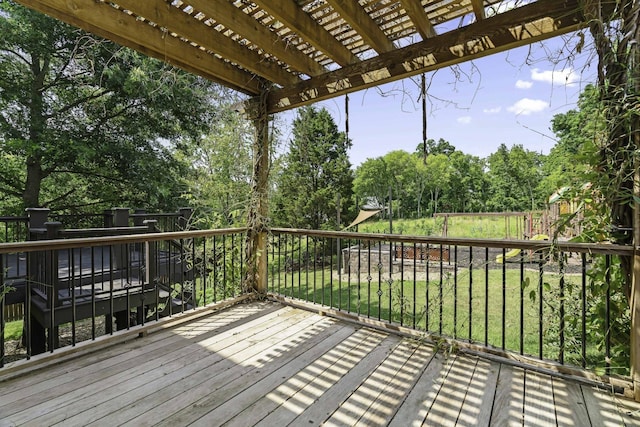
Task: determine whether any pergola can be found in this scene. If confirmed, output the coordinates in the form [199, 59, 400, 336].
[17, 0, 595, 113]
[13, 0, 640, 402]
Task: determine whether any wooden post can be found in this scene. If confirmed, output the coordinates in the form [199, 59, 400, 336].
[632, 91, 640, 400]
[633, 166, 640, 401]
[245, 88, 270, 294]
[25, 207, 50, 233]
[178, 207, 193, 230]
[631, 14, 640, 402]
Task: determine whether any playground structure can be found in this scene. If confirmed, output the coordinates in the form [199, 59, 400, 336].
[434, 211, 552, 240]
[435, 201, 584, 241]
[346, 197, 586, 272]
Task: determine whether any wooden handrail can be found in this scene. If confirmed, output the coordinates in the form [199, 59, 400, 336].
[0, 227, 249, 254]
[270, 227, 635, 256]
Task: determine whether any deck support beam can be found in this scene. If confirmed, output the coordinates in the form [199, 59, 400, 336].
[245, 88, 270, 295]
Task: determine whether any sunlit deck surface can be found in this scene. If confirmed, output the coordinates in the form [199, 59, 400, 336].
[1, 301, 639, 426]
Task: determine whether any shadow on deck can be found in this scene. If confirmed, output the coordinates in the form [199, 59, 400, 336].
[1, 300, 639, 426]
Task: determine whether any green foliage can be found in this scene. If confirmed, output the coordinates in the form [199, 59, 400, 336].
[358, 216, 519, 239]
[271, 106, 354, 230]
[353, 157, 390, 209]
[0, 2, 216, 213]
[2, 320, 22, 342]
[354, 140, 539, 220]
[486, 144, 546, 212]
[543, 74, 636, 374]
[178, 102, 255, 229]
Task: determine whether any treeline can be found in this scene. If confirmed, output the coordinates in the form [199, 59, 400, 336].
[353, 140, 547, 219]
[273, 88, 594, 229]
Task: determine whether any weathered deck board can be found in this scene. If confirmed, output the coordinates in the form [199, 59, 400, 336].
[489, 364, 526, 426]
[125, 312, 350, 426]
[523, 370, 557, 426]
[13, 306, 307, 426]
[1, 301, 639, 427]
[0, 304, 270, 415]
[456, 358, 500, 426]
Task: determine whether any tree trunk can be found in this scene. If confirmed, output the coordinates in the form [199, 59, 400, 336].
[23, 155, 43, 208]
[23, 53, 49, 209]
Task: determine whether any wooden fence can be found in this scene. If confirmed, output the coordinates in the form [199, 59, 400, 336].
[3, 303, 23, 323]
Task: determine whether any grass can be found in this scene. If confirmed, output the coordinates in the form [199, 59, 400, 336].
[358, 216, 527, 239]
[2, 319, 23, 341]
[268, 265, 608, 372]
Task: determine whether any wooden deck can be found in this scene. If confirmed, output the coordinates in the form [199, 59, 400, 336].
[1, 301, 639, 426]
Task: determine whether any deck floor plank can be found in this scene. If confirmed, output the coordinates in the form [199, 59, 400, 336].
[1, 301, 639, 427]
[226, 329, 397, 427]
[190, 327, 389, 426]
[581, 385, 640, 427]
[0, 301, 271, 401]
[422, 354, 478, 426]
[41, 309, 316, 427]
[456, 357, 500, 426]
[489, 364, 526, 426]
[551, 377, 591, 426]
[286, 334, 410, 426]
[523, 370, 557, 426]
[140, 319, 361, 426]
[12, 307, 309, 426]
[351, 340, 435, 427]
[386, 351, 447, 427]
[102, 312, 342, 426]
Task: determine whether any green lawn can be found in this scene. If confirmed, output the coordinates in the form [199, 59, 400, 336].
[358, 216, 527, 239]
[269, 266, 609, 372]
[2, 319, 22, 341]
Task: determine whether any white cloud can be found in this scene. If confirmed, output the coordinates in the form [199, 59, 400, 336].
[507, 98, 549, 115]
[457, 116, 472, 124]
[515, 80, 533, 89]
[531, 68, 580, 86]
[483, 107, 502, 114]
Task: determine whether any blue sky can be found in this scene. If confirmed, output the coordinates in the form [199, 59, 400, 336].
[278, 31, 598, 167]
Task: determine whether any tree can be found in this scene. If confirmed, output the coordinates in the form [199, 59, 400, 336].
[486, 144, 545, 212]
[422, 153, 451, 215]
[417, 138, 456, 158]
[177, 98, 255, 228]
[383, 150, 415, 218]
[0, 2, 215, 213]
[446, 151, 488, 212]
[540, 85, 600, 194]
[353, 157, 391, 210]
[272, 106, 353, 230]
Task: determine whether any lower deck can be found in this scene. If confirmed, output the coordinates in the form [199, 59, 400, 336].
[1, 301, 639, 426]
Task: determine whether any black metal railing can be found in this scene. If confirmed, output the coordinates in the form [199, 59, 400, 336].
[267, 228, 633, 377]
[0, 216, 29, 244]
[0, 227, 248, 367]
[3, 224, 634, 379]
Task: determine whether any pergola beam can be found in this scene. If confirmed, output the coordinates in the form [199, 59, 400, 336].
[252, 0, 360, 66]
[266, 0, 586, 113]
[16, 0, 264, 95]
[325, 0, 395, 54]
[399, 0, 437, 40]
[187, 0, 326, 78]
[114, 0, 299, 87]
[471, 0, 486, 22]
